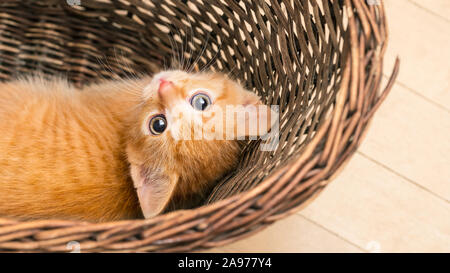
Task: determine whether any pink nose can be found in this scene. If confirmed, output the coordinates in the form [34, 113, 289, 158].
[158, 78, 173, 95]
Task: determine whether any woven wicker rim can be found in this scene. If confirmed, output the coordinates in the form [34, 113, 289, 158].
[0, 0, 399, 252]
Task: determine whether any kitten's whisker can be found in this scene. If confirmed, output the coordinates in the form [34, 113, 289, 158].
[88, 53, 142, 94]
[177, 25, 187, 71]
[167, 33, 177, 70]
[98, 49, 144, 94]
[114, 47, 141, 81]
[189, 32, 210, 74]
[186, 15, 196, 72]
[170, 23, 183, 70]
[172, 26, 181, 70]
[119, 50, 137, 79]
[163, 21, 180, 70]
[96, 53, 119, 82]
[200, 44, 221, 73]
[181, 21, 188, 71]
[182, 20, 193, 71]
[163, 57, 168, 71]
[104, 50, 125, 81]
[226, 64, 238, 79]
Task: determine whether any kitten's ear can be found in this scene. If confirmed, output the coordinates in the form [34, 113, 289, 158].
[227, 91, 277, 137]
[130, 164, 177, 218]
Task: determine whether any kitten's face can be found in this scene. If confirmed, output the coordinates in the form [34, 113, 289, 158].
[139, 70, 265, 141]
[126, 70, 275, 218]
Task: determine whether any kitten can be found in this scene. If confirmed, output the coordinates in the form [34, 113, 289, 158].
[0, 70, 275, 222]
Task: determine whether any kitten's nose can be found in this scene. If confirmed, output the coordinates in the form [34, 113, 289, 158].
[158, 78, 173, 95]
[157, 78, 176, 104]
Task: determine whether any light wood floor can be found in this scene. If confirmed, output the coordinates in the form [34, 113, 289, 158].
[206, 0, 450, 253]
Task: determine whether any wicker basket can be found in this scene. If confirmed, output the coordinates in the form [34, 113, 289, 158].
[0, 0, 399, 252]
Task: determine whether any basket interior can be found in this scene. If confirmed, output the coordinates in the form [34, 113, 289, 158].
[0, 0, 347, 209]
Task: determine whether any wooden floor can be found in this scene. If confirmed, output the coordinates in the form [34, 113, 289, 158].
[207, 0, 450, 253]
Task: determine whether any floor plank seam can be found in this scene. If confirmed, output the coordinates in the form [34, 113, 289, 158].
[295, 214, 368, 253]
[382, 74, 450, 113]
[407, 0, 450, 24]
[356, 151, 449, 203]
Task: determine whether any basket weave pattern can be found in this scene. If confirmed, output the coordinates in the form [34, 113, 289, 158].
[0, 0, 399, 252]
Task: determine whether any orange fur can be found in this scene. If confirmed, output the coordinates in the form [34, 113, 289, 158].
[0, 70, 271, 222]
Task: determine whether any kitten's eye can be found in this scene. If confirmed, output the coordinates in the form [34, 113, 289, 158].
[149, 114, 167, 135]
[190, 92, 212, 111]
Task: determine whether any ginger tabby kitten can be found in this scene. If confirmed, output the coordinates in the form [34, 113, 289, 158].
[0, 70, 275, 222]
